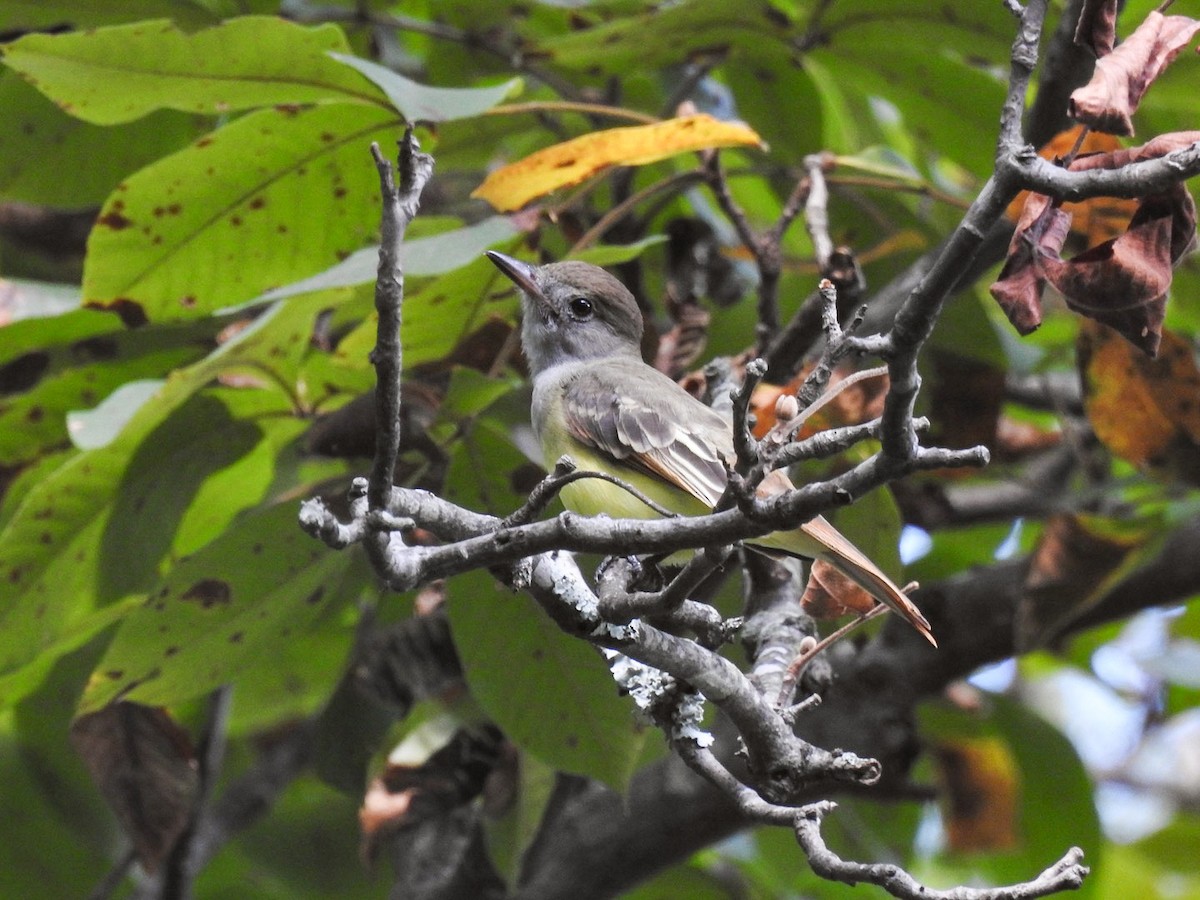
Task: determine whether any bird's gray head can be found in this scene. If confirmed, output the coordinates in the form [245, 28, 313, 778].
[486, 251, 643, 376]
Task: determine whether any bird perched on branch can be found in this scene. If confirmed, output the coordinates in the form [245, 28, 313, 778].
[486, 251, 935, 647]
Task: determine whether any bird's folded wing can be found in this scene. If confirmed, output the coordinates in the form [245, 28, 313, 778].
[561, 362, 731, 508]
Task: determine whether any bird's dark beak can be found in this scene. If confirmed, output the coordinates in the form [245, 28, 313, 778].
[486, 251, 543, 302]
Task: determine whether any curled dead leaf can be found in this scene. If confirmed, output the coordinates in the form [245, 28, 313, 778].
[1069, 11, 1200, 135]
[70, 703, 198, 873]
[991, 133, 1199, 355]
[801, 559, 877, 619]
[990, 193, 1072, 335]
[1074, 0, 1118, 57]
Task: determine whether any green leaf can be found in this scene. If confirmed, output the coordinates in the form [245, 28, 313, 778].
[194, 773, 379, 898]
[568, 235, 668, 267]
[723, 42, 827, 164]
[438, 367, 518, 422]
[252, 215, 521, 304]
[329, 52, 521, 122]
[535, 0, 787, 73]
[920, 698, 1102, 895]
[335, 252, 521, 373]
[0, 1, 219, 31]
[0, 297, 337, 708]
[0, 719, 111, 896]
[82, 103, 400, 324]
[446, 569, 648, 791]
[66, 379, 164, 449]
[0, 70, 204, 207]
[0, 310, 214, 467]
[80, 502, 359, 713]
[1, 17, 385, 125]
[484, 750, 556, 886]
[830, 482, 904, 578]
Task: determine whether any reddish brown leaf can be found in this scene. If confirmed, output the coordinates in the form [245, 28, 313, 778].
[1074, 0, 1118, 57]
[801, 559, 876, 619]
[994, 133, 1199, 355]
[930, 354, 1006, 453]
[989, 193, 1072, 334]
[70, 703, 198, 872]
[1069, 12, 1200, 135]
[1043, 186, 1194, 356]
[1069, 130, 1200, 180]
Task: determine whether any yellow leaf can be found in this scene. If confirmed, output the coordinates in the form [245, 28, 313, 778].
[1080, 321, 1200, 478]
[471, 114, 765, 212]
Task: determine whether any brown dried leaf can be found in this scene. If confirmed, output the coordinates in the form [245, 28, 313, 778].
[989, 193, 1073, 335]
[1069, 12, 1200, 135]
[1043, 187, 1194, 356]
[801, 559, 876, 619]
[70, 703, 198, 873]
[930, 354, 1006, 453]
[994, 134, 1199, 355]
[1069, 130, 1200, 181]
[1074, 0, 1118, 57]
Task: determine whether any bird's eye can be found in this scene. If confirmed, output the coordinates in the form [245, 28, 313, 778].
[568, 296, 594, 319]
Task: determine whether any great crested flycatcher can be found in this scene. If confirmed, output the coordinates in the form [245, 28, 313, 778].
[486, 251, 936, 647]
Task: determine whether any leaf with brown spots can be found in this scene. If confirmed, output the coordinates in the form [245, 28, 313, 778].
[471, 115, 765, 212]
[1, 18, 387, 126]
[1079, 322, 1200, 482]
[1069, 11, 1200, 135]
[70, 702, 198, 872]
[82, 103, 399, 323]
[80, 503, 360, 713]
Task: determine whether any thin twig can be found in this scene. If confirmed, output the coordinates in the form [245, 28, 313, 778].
[367, 131, 434, 510]
[802, 153, 835, 272]
[504, 456, 681, 527]
[569, 170, 705, 252]
[796, 802, 1088, 899]
[488, 100, 658, 124]
[776, 605, 889, 708]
